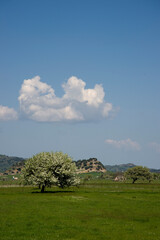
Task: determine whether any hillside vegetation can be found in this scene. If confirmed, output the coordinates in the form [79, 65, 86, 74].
[105, 163, 136, 172]
[0, 154, 160, 175]
[104, 163, 160, 173]
[75, 158, 106, 173]
[0, 154, 25, 172]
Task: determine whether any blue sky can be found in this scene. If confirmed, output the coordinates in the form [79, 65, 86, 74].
[0, 0, 160, 168]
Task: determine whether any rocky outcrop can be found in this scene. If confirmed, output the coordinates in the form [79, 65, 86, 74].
[75, 158, 106, 173]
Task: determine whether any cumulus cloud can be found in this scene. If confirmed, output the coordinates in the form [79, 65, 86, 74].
[0, 105, 18, 121]
[149, 142, 160, 153]
[18, 76, 113, 122]
[62, 76, 105, 107]
[105, 138, 141, 151]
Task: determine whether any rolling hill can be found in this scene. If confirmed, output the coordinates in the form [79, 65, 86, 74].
[104, 163, 160, 173]
[75, 158, 107, 173]
[0, 154, 160, 174]
[0, 154, 25, 172]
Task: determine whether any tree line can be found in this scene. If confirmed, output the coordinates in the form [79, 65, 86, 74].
[22, 152, 159, 193]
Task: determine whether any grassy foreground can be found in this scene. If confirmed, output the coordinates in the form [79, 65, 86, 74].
[0, 183, 160, 240]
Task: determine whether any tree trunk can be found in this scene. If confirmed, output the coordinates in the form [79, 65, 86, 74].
[41, 185, 45, 193]
[132, 178, 137, 184]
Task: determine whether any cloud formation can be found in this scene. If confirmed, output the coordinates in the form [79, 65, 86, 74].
[18, 76, 113, 122]
[105, 138, 141, 151]
[149, 142, 160, 153]
[0, 105, 18, 121]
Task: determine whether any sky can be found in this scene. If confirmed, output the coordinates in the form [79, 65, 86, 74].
[0, 0, 160, 168]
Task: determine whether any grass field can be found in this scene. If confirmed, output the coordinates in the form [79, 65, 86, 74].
[0, 182, 160, 240]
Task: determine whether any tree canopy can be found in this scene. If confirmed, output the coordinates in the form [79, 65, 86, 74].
[22, 152, 80, 192]
[125, 166, 152, 184]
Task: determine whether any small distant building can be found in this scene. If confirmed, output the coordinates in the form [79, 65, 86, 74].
[114, 175, 125, 182]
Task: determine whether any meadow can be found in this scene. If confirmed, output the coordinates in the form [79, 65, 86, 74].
[0, 181, 160, 240]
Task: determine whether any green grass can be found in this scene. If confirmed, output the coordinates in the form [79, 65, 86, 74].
[78, 172, 102, 178]
[0, 183, 160, 240]
[0, 174, 22, 185]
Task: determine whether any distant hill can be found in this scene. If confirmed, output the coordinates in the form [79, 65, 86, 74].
[75, 158, 106, 173]
[0, 155, 106, 175]
[1, 154, 160, 174]
[105, 163, 160, 173]
[0, 154, 25, 172]
[149, 168, 160, 173]
[105, 163, 136, 172]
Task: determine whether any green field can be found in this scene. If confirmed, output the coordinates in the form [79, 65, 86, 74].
[0, 183, 160, 240]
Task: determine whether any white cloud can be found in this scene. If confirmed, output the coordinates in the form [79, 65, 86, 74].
[62, 76, 105, 107]
[18, 75, 113, 122]
[149, 142, 160, 153]
[105, 138, 141, 151]
[0, 105, 18, 121]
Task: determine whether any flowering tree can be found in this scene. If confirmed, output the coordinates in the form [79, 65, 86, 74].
[22, 152, 80, 192]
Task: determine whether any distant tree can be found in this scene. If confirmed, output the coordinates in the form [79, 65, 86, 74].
[22, 152, 80, 192]
[152, 173, 160, 180]
[83, 175, 92, 182]
[85, 166, 90, 170]
[83, 162, 87, 167]
[125, 166, 152, 184]
[100, 172, 109, 179]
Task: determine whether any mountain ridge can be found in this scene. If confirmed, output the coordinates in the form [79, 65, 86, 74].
[0, 154, 160, 173]
[104, 163, 160, 173]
